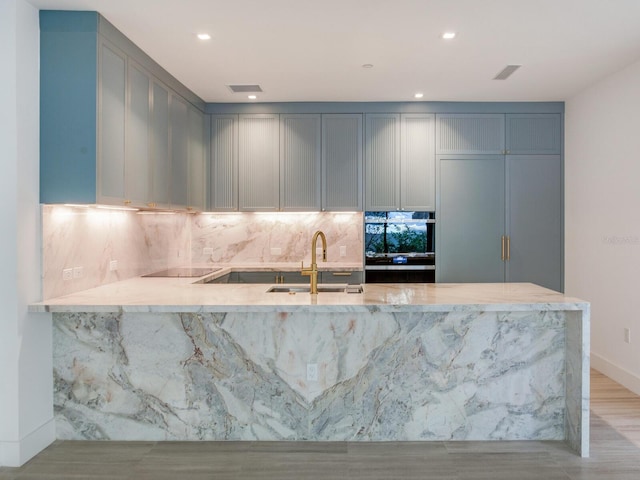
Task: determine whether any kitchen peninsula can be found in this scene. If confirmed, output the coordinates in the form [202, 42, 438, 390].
[31, 279, 590, 456]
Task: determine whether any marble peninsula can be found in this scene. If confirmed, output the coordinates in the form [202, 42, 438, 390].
[30, 279, 590, 456]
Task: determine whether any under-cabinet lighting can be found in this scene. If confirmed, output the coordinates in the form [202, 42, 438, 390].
[197, 33, 211, 40]
[136, 211, 176, 215]
[95, 205, 139, 212]
[63, 204, 90, 208]
[248, 95, 257, 100]
[414, 92, 424, 99]
[442, 32, 456, 40]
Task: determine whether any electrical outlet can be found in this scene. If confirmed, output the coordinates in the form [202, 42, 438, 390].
[625, 328, 631, 344]
[270, 247, 281, 256]
[110, 260, 118, 271]
[339, 246, 347, 257]
[306, 363, 318, 382]
[73, 266, 83, 279]
[62, 268, 73, 281]
[203, 247, 214, 255]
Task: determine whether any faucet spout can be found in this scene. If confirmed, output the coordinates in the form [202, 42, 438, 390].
[301, 230, 327, 294]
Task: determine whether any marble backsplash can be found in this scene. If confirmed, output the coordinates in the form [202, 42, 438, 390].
[190, 212, 363, 265]
[42, 207, 363, 299]
[42, 206, 191, 299]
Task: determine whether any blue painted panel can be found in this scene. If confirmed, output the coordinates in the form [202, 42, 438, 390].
[40, 10, 98, 32]
[40, 23, 97, 203]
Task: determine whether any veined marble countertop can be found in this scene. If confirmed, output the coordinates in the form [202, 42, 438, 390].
[30, 262, 589, 313]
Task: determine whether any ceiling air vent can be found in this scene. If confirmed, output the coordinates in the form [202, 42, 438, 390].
[493, 65, 521, 80]
[227, 84, 263, 93]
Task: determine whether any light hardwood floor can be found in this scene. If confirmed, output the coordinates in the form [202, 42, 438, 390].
[1, 369, 639, 479]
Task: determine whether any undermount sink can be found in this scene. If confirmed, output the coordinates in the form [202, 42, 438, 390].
[266, 284, 363, 294]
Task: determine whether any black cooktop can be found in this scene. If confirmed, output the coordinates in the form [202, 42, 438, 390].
[143, 267, 221, 278]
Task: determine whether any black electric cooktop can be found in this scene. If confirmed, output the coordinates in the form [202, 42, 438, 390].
[142, 267, 221, 278]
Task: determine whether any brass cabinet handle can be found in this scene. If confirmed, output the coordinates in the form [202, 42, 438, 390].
[124, 200, 132, 205]
[331, 272, 352, 277]
[506, 236, 511, 261]
[147, 202, 156, 208]
[501, 236, 506, 261]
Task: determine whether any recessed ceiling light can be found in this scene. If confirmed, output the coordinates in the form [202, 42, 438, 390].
[362, 64, 374, 69]
[248, 95, 257, 100]
[414, 93, 424, 99]
[442, 32, 456, 40]
[197, 33, 211, 40]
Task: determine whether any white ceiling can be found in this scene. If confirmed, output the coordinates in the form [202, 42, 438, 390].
[27, 0, 640, 103]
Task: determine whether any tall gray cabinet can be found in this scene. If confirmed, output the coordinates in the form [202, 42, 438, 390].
[436, 113, 563, 291]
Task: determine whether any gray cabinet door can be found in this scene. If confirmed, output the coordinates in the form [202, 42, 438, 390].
[210, 115, 238, 211]
[98, 40, 127, 204]
[365, 113, 401, 210]
[280, 114, 321, 211]
[188, 106, 206, 211]
[401, 114, 436, 211]
[125, 61, 151, 207]
[506, 155, 562, 291]
[170, 94, 189, 208]
[322, 114, 363, 211]
[150, 80, 171, 208]
[436, 114, 505, 155]
[437, 155, 506, 283]
[506, 114, 562, 155]
[239, 114, 280, 211]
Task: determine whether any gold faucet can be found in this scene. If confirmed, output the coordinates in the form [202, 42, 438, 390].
[301, 230, 327, 294]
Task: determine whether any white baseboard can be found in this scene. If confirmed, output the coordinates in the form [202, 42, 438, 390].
[592, 353, 640, 396]
[0, 418, 55, 467]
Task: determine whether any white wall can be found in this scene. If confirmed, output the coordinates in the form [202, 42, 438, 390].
[566, 58, 640, 395]
[0, 0, 55, 467]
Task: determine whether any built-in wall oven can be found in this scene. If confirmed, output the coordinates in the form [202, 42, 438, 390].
[364, 211, 435, 283]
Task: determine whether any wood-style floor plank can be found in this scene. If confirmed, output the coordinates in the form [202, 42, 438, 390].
[1, 369, 640, 479]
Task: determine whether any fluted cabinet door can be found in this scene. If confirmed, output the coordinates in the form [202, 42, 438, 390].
[280, 114, 321, 211]
[506, 114, 562, 155]
[170, 93, 189, 208]
[437, 155, 506, 283]
[239, 114, 280, 211]
[365, 114, 400, 210]
[436, 114, 505, 155]
[401, 113, 435, 211]
[188, 106, 206, 211]
[322, 114, 363, 211]
[210, 115, 238, 211]
[150, 80, 170, 208]
[98, 40, 127, 204]
[125, 61, 151, 207]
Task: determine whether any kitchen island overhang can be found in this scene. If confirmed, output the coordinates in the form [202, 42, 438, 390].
[31, 282, 590, 456]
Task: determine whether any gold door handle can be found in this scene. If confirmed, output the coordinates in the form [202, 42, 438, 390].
[501, 236, 506, 261]
[506, 236, 511, 261]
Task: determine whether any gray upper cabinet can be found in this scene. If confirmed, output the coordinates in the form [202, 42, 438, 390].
[365, 113, 435, 211]
[125, 60, 152, 207]
[170, 93, 189, 208]
[506, 114, 562, 155]
[437, 155, 506, 283]
[506, 155, 562, 291]
[150, 80, 171, 208]
[210, 115, 239, 211]
[322, 114, 363, 211]
[280, 114, 322, 211]
[401, 114, 436, 211]
[188, 106, 207, 211]
[365, 114, 401, 210]
[436, 114, 505, 155]
[40, 11, 206, 209]
[98, 39, 127, 204]
[239, 114, 280, 211]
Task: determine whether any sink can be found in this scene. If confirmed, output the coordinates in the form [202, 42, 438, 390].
[266, 285, 363, 294]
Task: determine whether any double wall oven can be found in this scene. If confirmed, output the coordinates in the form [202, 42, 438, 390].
[364, 211, 435, 283]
